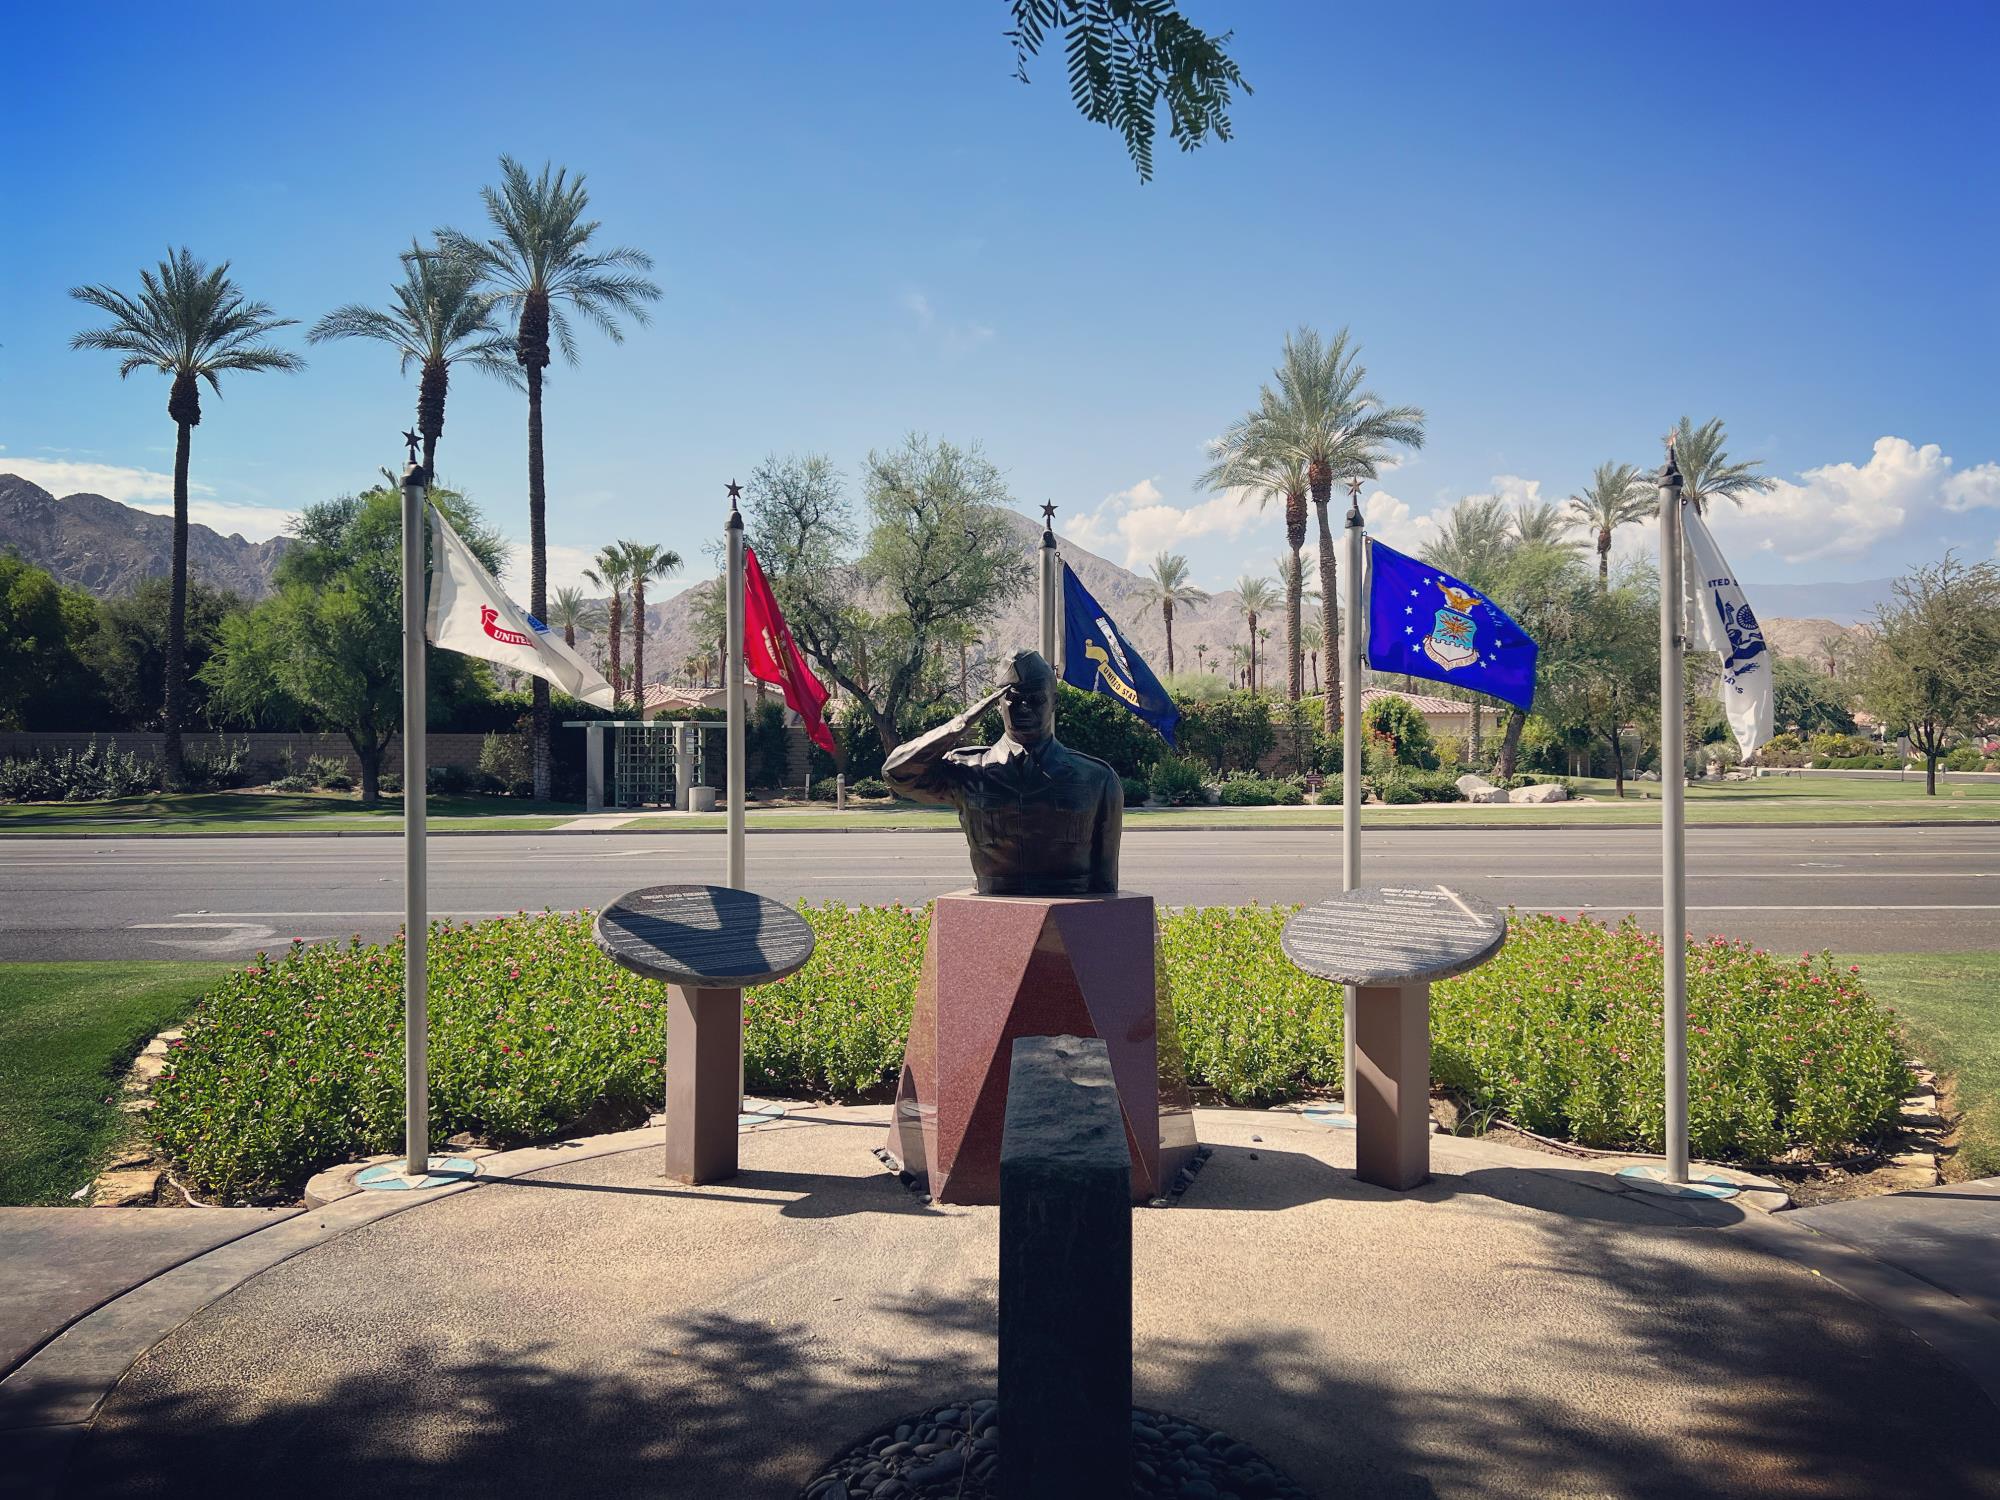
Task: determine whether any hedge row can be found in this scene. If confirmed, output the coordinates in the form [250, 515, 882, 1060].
[148, 906, 1912, 1201]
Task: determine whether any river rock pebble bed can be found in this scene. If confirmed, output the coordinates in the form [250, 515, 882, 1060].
[798, 1400, 1312, 1499]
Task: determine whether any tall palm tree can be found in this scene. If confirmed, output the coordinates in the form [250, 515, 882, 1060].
[69, 249, 303, 784]
[1565, 461, 1654, 587]
[1420, 497, 1513, 585]
[307, 240, 516, 473]
[1134, 551, 1209, 675]
[1201, 454, 1311, 697]
[1511, 500, 1581, 553]
[549, 585, 604, 650]
[617, 540, 682, 712]
[1204, 327, 1426, 732]
[1673, 416, 1775, 516]
[582, 545, 634, 709]
[1235, 575, 1277, 694]
[1194, 642, 1208, 675]
[444, 157, 662, 795]
[1300, 618, 1324, 694]
[1275, 550, 1321, 698]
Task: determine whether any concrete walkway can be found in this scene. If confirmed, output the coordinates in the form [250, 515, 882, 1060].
[1789, 1177, 2000, 1325]
[4, 1110, 1997, 1499]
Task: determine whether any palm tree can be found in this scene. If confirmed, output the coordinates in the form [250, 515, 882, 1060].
[1235, 575, 1278, 694]
[307, 240, 516, 473]
[444, 157, 662, 796]
[1566, 461, 1654, 587]
[69, 249, 303, 784]
[549, 585, 604, 650]
[1204, 327, 1426, 732]
[1134, 551, 1209, 675]
[1228, 642, 1253, 689]
[1673, 416, 1775, 516]
[1194, 643, 1209, 675]
[582, 545, 634, 709]
[1420, 497, 1513, 586]
[1275, 550, 1321, 698]
[617, 540, 683, 711]
[1202, 453, 1311, 697]
[1511, 500, 1581, 553]
[1301, 619, 1324, 694]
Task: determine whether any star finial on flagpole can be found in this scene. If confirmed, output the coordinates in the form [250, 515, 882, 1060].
[726, 479, 742, 513]
[402, 429, 421, 464]
[1040, 501, 1057, 525]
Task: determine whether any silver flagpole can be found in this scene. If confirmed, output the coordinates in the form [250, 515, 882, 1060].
[399, 440, 430, 1177]
[726, 483, 747, 888]
[1341, 478, 1365, 1121]
[1658, 443, 1689, 1184]
[1039, 502, 1059, 662]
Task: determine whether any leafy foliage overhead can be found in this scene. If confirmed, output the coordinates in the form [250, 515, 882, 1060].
[1006, 0, 1249, 181]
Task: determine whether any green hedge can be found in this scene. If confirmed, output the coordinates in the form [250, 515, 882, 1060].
[149, 907, 1911, 1201]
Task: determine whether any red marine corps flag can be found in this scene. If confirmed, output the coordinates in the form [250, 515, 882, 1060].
[741, 543, 835, 752]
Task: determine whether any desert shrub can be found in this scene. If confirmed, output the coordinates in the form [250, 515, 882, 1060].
[149, 907, 1914, 1200]
[1175, 692, 1276, 773]
[427, 765, 472, 796]
[1315, 780, 1342, 806]
[1372, 776, 1422, 804]
[1758, 732, 1810, 768]
[849, 776, 892, 800]
[810, 776, 841, 801]
[1809, 732, 1875, 761]
[1941, 744, 1984, 771]
[379, 771, 403, 795]
[269, 775, 316, 792]
[1434, 733, 1469, 772]
[1216, 774, 1304, 807]
[1363, 697, 1440, 769]
[0, 741, 161, 802]
[1121, 776, 1150, 806]
[1393, 771, 1464, 803]
[1147, 754, 1209, 806]
[476, 735, 532, 795]
[184, 738, 252, 791]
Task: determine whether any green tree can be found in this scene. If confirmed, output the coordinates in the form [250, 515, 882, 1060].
[1005, 0, 1248, 181]
[1855, 554, 2000, 794]
[582, 545, 633, 709]
[1771, 654, 1855, 737]
[743, 440, 1032, 755]
[1421, 497, 1512, 584]
[1566, 461, 1654, 587]
[548, 585, 604, 651]
[615, 540, 682, 710]
[1363, 694, 1438, 769]
[69, 248, 304, 783]
[308, 240, 517, 474]
[1511, 499, 1580, 553]
[81, 578, 245, 731]
[1673, 416, 1775, 516]
[443, 157, 662, 798]
[0, 554, 105, 729]
[1535, 565, 1659, 795]
[204, 487, 507, 803]
[1300, 617, 1323, 694]
[1274, 549, 1320, 699]
[1133, 550, 1208, 676]
[1234, 575, 1277, 695]
[1204, 327, 1426, 730]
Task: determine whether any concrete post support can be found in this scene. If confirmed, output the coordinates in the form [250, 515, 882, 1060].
[675, 723, 695, 812]
[665, 984, 743, 1185]
[1352, 982, 1431, 1191]
[585, 724, 604, 813]
[999, 1035, 1131, 1499]
[835, 773, 846, 811]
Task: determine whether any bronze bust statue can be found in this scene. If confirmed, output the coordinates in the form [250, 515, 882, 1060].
[884, 650, 1122, 896]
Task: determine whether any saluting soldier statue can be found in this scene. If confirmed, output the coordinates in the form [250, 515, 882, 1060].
[884, 649, 1122, 896]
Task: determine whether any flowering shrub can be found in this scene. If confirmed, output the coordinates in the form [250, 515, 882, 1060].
[150, 906, 1911, 1201]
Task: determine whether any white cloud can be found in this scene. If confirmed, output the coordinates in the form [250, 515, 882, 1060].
[126, 498, 299, 541]
[502, 541, 607, 601]
[1706, 436, 1975, 565]
[1065, 476, 1265, 568]
[900, 287, 994, 356]
[0, 456, 214, 505]
[1361, 489, 1438, 555]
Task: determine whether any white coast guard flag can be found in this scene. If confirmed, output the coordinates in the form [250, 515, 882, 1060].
[1681, 498, 1773, 761]
[424, 506, 615, 709]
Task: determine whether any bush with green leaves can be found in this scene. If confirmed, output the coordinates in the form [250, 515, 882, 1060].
[1147, 753, 1209, 806]
[1376, 770, 1463, 803]
[0, 740, 161, 802]
[1175, 691, 1276, 773]
[149, 907, 1912, 1200]
[1941, 744, 1985, 771]
[849, 776, 892, 800]
[1363, 696, 1440, 769]
[1216, 774, 1305, 806]
[1121, 775, 1150, 806]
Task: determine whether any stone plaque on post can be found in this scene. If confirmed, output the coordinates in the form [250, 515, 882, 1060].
[1281, 886, 1505, 1190]
[595, 884, 813, 1185]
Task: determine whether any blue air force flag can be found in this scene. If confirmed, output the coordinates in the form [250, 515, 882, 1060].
[1363, 540, 1538, 711]
[1060, 562, 1180, 746]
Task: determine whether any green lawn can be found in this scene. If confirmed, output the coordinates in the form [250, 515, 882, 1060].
[1, 773, 1995, 836]
[1851, 952, 2000, 1181]
[0, 962, 230, 1205]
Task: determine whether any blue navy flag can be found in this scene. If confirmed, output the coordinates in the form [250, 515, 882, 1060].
[1363, 539, 1538, 711]
[1060, 562, 1181, 746]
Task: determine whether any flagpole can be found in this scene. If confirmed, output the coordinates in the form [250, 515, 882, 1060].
[1039, 502, 1058, 663]
[726, 483, 747, 889]
[1341, 478, 1365, 1122]
[399, 442, 430, 1177]
[1657, 444, 1688, 1185]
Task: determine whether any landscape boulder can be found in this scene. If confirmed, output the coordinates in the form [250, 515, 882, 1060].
[1466, 786, 1510, 804]
[1455, 773, 1495, 798]
[1508, 783, 1568, 804]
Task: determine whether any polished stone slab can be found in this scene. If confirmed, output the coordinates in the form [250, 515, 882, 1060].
[594, 884, 814, 989]
[1281, 884, 1505, 987]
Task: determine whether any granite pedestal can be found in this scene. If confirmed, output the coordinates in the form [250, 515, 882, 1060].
[886, 891, 1197, 1205]
[595, 884, 814, 1185]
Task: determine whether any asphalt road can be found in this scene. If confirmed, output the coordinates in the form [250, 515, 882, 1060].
[2, 824, 1995, 962]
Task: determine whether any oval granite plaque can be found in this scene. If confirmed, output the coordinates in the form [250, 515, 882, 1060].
[594, 884, 815, 989]
[1280, 885, 1506, 987]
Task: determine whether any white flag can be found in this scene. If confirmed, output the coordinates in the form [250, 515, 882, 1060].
[424, 506, 615, 710]
[1680, 498, 1772, 761]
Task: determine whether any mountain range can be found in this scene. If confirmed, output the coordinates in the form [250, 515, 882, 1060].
[0, 474, 290, 599]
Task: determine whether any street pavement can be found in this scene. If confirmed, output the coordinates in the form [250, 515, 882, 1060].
[1, 823, 1995, 961]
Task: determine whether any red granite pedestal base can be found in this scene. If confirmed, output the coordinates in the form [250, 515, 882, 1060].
[885, 891, 1197, 1205]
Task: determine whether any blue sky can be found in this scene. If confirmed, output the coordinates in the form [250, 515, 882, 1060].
[4, 1, 1995, 599]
